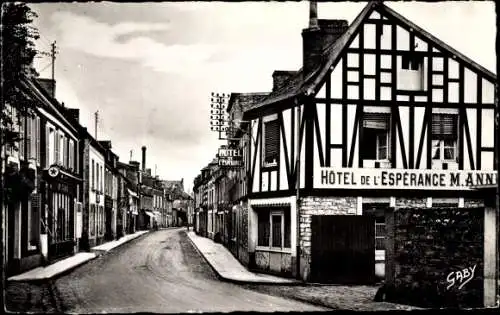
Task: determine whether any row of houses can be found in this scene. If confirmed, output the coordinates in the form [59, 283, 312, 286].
[2, 74, 192, 277]
[193, 1, 498, 308]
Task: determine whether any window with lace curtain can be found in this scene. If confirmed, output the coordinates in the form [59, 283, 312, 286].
[431, 113, 458, 161]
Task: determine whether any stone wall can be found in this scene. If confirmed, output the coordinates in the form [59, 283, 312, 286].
[238, 202, 249, 265]
[298, 196, 357, 281]
[395, 197, 426, 208]
[255, 251, 292, 276]
[387, 207, 484, 308]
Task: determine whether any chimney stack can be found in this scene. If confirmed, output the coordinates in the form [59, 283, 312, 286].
[309, 1, 319, 29]
[302, 1, 348, 75]
[37, 78, 56, 98]
[272, 70, 297, 92]
[66, 108, 80, 123]
[142, 146, 146, 172]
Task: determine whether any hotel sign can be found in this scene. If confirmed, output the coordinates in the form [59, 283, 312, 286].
[218, 146, 243, 167]
[315, 167, 497, 190]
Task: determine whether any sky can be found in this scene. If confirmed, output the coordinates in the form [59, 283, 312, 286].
[28, 1, 496, 193]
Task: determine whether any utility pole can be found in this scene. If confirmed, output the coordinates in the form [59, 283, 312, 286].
[50, 41, 57, 87]
[94, 110, 99, 139]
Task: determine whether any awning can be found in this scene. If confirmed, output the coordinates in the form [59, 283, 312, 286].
[128, 189, 138, 198]
[145, 211, 155, 218]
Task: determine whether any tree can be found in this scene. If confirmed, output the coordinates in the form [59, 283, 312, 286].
[1, 4, 39, 303]
[1, 2, 40, 148]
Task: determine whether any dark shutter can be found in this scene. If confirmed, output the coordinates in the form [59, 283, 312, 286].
[362, 113, 390, 130]
[264, 120, 280, 163]
[432, 114, 457, 140]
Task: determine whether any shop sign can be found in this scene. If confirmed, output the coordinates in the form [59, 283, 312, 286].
[315, 167, 497, 190]
[218, 145, 243, 167]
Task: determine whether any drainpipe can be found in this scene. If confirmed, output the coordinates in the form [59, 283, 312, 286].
[295, 100, 302, 280]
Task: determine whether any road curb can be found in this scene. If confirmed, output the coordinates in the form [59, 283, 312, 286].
[8, 231, 151, 283]
[184, 231, 304, 286]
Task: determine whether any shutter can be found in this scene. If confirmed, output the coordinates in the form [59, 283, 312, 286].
[30, 117, 36, 159]
[54, 131, 59, 164]
[264, 120, 279, 162]
[19, 116, 25, 160]
[63, 137, 67, 168]
[27, 116, 32, 159]
[432, 114, 457, 140]
[363, 113, 390, 130]
[45, 126, 50, 167]
[69, 140, 74, 170]
[36, 117, 40, 163]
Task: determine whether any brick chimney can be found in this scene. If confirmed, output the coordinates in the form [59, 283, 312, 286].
[36, 78, 56, 98]
[98, 140, 112, 150]
[129, 161, 140, 171]
[302, 2, 348, 75]
[272, 71, 297, 92]
[141, 146, 146, 172]
[66, 108, 80, 123]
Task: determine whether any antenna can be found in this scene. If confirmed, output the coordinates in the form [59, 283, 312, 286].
[130, 150, 133, 161]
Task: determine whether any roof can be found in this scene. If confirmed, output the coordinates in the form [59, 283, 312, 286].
[243, 1, 496, 118]
[227, 92, 270, 114]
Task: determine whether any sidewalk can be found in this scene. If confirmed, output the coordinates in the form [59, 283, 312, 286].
[91, 230, 149, 254]
[186, 231, 299, 285]
[8, 230, 149, 282]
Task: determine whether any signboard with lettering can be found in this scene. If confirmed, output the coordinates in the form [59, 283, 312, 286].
[218, 146, 243, 167]
[315, 167, 497, 190]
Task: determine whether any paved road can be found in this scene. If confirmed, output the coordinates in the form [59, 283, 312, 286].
[6, 228, 326, 313]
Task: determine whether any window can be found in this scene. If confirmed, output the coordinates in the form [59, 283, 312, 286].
[19, 116, 25, 160]
[68, 140, 74, 170]
[375, 219, 386, 251]
[97, 164, 100, 192]
[263, 119, 279, 168]
[47, 127, 55, 167]
[431, 114, 458, 161]
[29, 195, 40, 248]
[361, 113, 391, 161]
[257, 207, 291, 249]
[398, 53, 425, 91]
[54, 131, 59, 165]
[91, 160, 95, 190]
[90, 204, 96, 236]
[36, 117, 41, 164]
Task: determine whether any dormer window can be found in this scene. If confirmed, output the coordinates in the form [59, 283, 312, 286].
[398, 53, 425, 91]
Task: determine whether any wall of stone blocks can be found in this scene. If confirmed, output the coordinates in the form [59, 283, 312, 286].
[298, 196, 357, 281]
[387, 207, 484, 308]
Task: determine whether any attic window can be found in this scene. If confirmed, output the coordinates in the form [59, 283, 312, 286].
[398, 53, 425, 91]
[402, 54, 423, 70]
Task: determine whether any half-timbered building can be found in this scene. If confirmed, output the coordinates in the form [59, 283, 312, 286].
[240, 0, 496, 291]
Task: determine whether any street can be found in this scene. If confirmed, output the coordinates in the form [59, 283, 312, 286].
[6, 228, 326, 313]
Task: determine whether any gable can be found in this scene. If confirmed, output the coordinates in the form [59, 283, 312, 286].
[312, 2, 495, 98]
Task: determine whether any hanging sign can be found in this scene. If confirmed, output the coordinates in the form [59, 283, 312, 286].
[315, 167, 497, 190]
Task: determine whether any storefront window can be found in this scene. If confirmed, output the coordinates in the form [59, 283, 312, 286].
[257, 207, 291, 249]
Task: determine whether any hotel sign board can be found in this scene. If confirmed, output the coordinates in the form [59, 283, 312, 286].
[315, 167, 497, 190]
[218, 146, 243, 167]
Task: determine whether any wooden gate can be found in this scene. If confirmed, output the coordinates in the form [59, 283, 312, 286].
[311, 215, 375, 284]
